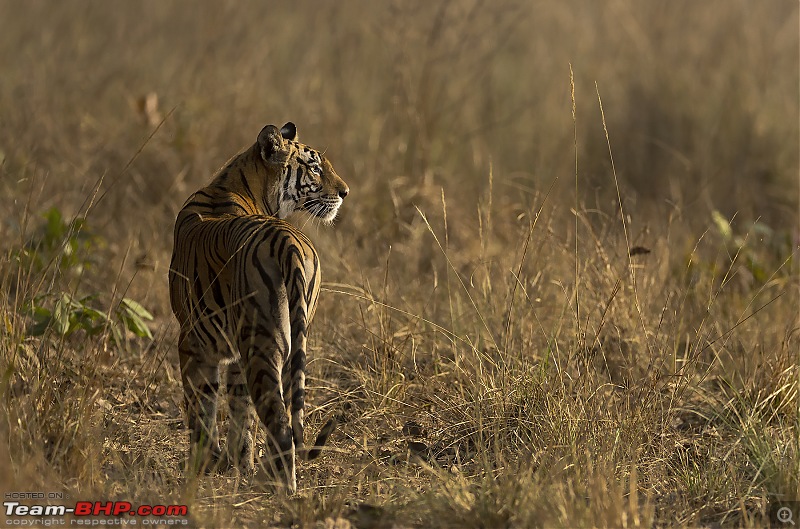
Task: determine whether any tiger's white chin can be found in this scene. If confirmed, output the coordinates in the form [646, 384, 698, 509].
[291, 196, 343, 224]
[318, 205, 341, 224]
[309, 196, 343, 224]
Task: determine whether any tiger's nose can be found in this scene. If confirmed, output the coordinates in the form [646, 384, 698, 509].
[338, 186, 349, 199]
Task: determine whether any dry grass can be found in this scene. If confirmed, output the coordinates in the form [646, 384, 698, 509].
[1, 1, 798, 527]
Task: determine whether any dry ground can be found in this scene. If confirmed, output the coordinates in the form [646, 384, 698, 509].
[1, 1, 798, 527]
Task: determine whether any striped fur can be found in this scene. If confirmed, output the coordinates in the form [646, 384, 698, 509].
[168, 123, 347, 493]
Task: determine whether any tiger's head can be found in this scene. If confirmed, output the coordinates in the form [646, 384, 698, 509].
[257, 122, 349, 224]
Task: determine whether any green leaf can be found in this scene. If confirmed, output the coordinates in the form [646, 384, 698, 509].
[120, 298, 154, 321]
[117, 298, 154, 340]
[52, 293, 73, 336]
[27, 316, 52, 337]
[120, 312, 153, 340]
[30, 305, 52, 319]
[75, 306, 109, 336]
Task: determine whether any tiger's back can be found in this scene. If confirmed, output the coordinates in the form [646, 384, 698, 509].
[168, 122, 347, 493]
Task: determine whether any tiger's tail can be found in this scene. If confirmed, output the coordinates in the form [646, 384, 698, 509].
[298, 417, 337, 461]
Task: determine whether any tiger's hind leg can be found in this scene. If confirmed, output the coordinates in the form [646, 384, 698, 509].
[179, 330, 222, 474]
[223, 359, 255, 474]
[237, 301, 296, 493]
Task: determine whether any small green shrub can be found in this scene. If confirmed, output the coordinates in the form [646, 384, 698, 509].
[25, 292, 153, 342]
[11, 208, 153, 343]
[13, 207, 96, 276]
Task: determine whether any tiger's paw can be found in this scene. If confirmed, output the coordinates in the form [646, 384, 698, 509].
[220, 435, 255, 476]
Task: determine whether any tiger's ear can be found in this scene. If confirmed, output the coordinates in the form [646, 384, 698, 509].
[280, 122, 297, 141]
[257, 125, 285, 160]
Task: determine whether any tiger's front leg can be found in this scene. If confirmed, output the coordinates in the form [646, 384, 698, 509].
[179, 331, 223, 474]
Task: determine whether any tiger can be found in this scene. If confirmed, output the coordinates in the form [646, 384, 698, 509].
[168, 122, 348, 493]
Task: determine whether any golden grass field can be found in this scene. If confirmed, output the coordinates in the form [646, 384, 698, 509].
[1, 1, 798, 527]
